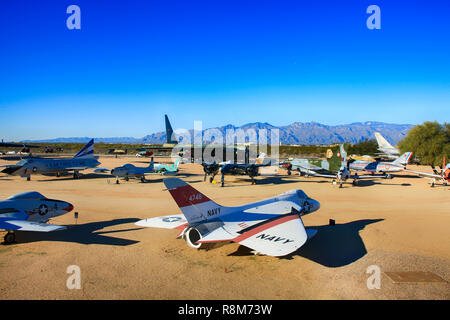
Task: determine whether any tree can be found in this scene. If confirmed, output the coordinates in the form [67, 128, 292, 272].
[345, 139, 378, 156]
[398, 121, 450, 166]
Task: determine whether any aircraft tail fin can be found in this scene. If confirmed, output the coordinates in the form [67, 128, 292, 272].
[148, 157, 154, 169]
[339, 144, 347, 168]
[374, 132, 394, 149]
[173, 157, 181, 168]
[255, 152, 267, 165]
[392, 152, 413, 166]
[165, 115, 177, 144]
[164, 178, 223, 224]
[73, 139, 95, 159]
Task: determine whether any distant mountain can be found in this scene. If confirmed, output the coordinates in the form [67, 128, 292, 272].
[22, 121, 413, 146]
[22, 137, 142, 144]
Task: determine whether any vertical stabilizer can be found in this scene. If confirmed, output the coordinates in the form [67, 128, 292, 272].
[165, 115, 177, 144]
[73, 139, 95, 159]
[164, 178, 224, 224]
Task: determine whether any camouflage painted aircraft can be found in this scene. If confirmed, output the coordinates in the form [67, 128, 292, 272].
[281, 146, 342, 176]
[1, 139, 100, 180]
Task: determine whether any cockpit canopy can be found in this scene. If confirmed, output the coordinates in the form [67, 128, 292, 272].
[7, 191, 46, 200]
[16, 159, 31, 166]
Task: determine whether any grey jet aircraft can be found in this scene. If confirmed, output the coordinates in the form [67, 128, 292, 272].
[109, 158, 168, 184]
[349, 152, 413, 179]
[1, 139, 100, 180]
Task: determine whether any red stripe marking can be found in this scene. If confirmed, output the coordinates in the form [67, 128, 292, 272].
[168, 185, 211, 208]
[232, 214, 299, 243]
[174, 223, 188, 238]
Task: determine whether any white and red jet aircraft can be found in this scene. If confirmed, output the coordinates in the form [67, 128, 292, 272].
[136, 178, 320, 257]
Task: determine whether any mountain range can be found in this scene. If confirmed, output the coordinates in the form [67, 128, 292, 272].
[22, 121, 413, 146]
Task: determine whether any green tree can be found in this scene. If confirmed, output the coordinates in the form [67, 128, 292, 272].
[398, 121, 450, 166]
[346, 139, 378, 156]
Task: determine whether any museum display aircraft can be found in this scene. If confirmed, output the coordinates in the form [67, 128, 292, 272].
[1, 139, 100, 180]
[0, 191, 74, 244]
[136, 178, 320, 257]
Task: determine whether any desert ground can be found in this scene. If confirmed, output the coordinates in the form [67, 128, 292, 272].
[0, 156, 448, 300]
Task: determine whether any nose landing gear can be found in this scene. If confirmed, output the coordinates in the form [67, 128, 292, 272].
[3, 232, 16, 244]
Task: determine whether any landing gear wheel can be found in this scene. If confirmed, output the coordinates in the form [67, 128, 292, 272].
[339, 182, 343, 188]
[125, 176, 129, 181]
[287, 170, 291, 176]
[141, 177, 146, 183]
[56, 172, 60, 177]
[209, 177, 213, 183]
[4, 232, 15, 244]
[116, 179, 120, 184]
[26, 176, 31, 181]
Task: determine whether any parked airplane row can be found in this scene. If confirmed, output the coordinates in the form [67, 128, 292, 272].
[1, 134, 447, 188]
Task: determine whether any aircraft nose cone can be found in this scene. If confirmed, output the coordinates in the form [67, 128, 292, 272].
[310, 199, 320, 212]
[1, 165, 22, 175]
[63, 203, 74, 212]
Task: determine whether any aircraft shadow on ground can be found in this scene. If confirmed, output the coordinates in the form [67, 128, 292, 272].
[38, 173, 114, 182]
[219, 176, 306, 187]
[229, 219, 383, 268]
[351, 180, 411, 187]
[13, 218, 143, 246]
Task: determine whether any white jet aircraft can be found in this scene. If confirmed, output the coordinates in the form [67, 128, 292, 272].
[136, 178, 320, 257]
[0, 191, 74, 244]
[374, 132, 400, 160]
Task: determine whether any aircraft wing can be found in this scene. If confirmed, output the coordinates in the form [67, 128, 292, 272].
[66, 166, 91, 170]
[351, 174, 388, 179]
[231, 213, 308, 256]
[0, 220, 66, 232]
[305, 172, 336, 179]
[243, 200, 301, 215]
[404, 169, 440, 179]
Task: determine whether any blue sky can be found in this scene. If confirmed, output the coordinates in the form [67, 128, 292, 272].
[0, 0, 449, 141]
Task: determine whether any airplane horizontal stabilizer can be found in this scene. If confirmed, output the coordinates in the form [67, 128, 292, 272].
[233, 213, 308, 257]
[0, 220, 66, 232]
[135, 214, 187, 229]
